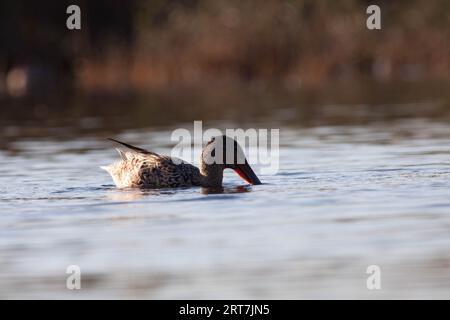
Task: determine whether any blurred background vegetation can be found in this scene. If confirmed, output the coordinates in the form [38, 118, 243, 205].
[1, 0, 450, 138]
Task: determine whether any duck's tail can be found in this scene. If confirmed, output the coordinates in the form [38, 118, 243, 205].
[100, 164, 112, 173]
[100, 163, 122, 188]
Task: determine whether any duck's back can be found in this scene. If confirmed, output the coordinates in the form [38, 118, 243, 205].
[138, 155, 201, 188]
[103, 151, 201, 189]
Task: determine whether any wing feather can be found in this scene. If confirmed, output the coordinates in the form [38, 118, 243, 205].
[107, 138, 159, 156]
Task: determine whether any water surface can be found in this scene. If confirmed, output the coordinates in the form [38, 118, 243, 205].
[1, 119, 450, 299]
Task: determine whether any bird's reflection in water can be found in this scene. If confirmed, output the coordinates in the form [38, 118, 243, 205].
[201, 185, 251, 195]
[104, 185, 250, 201]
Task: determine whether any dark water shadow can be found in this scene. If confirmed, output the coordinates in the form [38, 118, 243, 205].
[200, 185, 252, 195]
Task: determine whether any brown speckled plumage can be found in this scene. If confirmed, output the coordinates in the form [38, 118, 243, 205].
[102, 137, 261, 189]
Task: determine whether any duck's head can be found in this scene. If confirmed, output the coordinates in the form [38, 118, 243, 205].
[200, 135, 261, 187]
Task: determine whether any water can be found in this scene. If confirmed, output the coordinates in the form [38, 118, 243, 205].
[1, 118, 450, 299]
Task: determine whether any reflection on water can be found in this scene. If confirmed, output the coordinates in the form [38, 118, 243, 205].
[0, 118, 450, 299]
[99, 185, 251, 202]
[2, 80, 450, 144]
[200, 185, 252, 195]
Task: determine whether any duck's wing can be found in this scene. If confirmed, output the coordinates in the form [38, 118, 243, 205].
[107, 138, 160, 157]
[104, 138, 201, 188]
[103, 139, 162, 188]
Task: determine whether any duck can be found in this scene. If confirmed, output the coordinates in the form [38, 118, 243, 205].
[101, 135, 261, 189]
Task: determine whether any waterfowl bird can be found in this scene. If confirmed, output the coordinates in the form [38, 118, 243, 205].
[101, 136, 261, 189]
